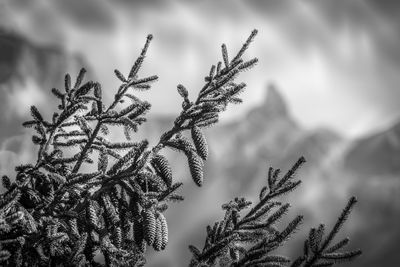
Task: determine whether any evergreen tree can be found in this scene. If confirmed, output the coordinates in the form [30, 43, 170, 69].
[0, 30, 360, 266]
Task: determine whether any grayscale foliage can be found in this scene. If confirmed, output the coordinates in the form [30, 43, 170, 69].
[0, 30, 360, 267]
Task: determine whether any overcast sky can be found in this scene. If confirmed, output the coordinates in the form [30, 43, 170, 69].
[2, 0, 400, 138]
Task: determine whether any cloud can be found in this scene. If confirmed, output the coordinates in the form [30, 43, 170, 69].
[2, 0, 400, 139]
[51, 0, 115, 31]
[0, 133, 35, 181]
[3, 78, 48, 118]
[0, 150, 18, 177]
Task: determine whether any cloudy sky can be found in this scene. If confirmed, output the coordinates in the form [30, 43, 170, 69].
[1, 0, 400, 138]
[1, 1, 400, 266]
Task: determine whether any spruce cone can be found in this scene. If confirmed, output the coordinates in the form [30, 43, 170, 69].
[152, 215, 163, 251]
[188, 152, 204, 187]
[151, 154, 172, 187]
[114, 226, 122, 248]
[87, 200, 98, 229]
[180, 136, 196, 154]
[191, 126, 208, 160]
[101, 195, 120, 225]
[139, 239, 147, 253]
[159, 213, 168, 250]
[68, 218, 80, 238]
[142, 209, 156, 246]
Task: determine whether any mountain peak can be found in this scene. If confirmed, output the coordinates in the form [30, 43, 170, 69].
[264, 84, 288, 116]
[244, 83, 293, 131]
[344, 119, 400, 176]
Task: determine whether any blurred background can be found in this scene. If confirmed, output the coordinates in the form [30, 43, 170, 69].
[0, 0, 399, 266]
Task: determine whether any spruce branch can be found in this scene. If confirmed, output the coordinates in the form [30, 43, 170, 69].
[291, 197, 362, 267]
[189, 158, 360, 267]
[0, 29, 361, 267]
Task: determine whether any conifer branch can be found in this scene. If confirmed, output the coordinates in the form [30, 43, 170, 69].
[189, 158, 360, 267]
[291, 197, 362, 267]
[0, 30, 360, 267]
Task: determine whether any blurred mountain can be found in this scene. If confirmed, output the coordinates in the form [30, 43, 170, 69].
[207, 85, 343, 196]
[342, 119, 400, 267]
[148, 86, 400, 267]
[345, 120, 400, 177]
[0, 30, 79, 85]
[206, 85, 299, 193]
[147, 85, 351, 266]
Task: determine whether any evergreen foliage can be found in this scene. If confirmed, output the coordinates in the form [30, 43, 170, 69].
[188, 157, 361, 267]
[0, 30, 360, 266]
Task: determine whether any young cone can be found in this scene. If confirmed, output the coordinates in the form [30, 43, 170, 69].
[159, 213, 168, 250]
[87, 200, 99, 229]
[151, 154, 173, 187]
[152, 215, 163, 251]
[191, 126, 209, 160]
[114, 226, 122, 249]
[142, 209, 156, 246]
[187, 152, 204, 187]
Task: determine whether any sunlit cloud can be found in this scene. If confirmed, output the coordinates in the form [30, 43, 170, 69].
[3, 78, 47, 118]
